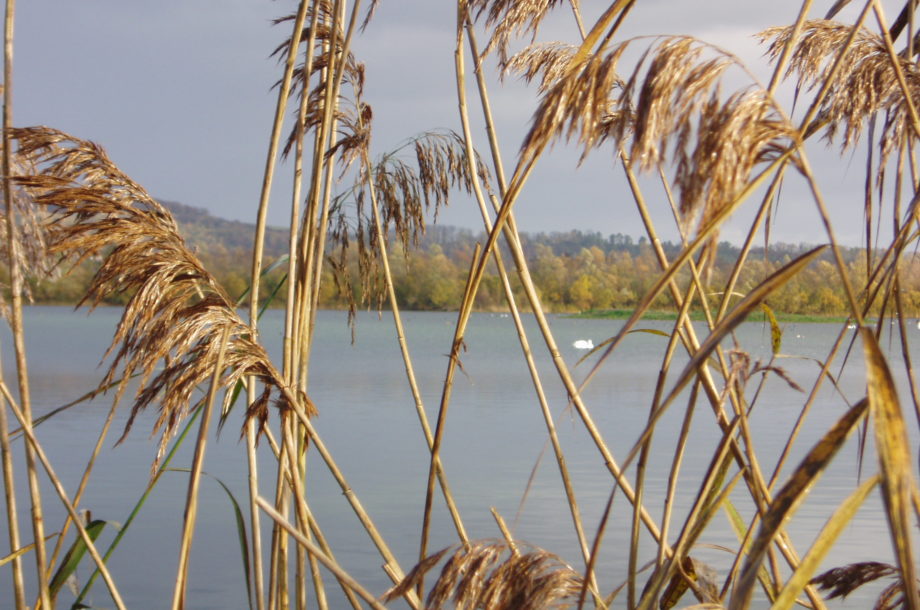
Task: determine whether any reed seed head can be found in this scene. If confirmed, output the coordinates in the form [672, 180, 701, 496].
[12, 126, 313, 471]
[383, 540, 583, 610]
[519, 35, 796, 241]
[760, 20, 920, 171]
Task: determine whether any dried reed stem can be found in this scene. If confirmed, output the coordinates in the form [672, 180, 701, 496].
[45, 391, 119, 589]
[282, 449, 363, 610]
[256, 497, 387, 610]
[277, 382, 419, 607]
[2, 2, 49, 606]
[417, 245, 481, 590]
[657, 382, 701, 569]
[627, 290, 694, 608]
[0, 7, 22, 599]
[635, 419, 743, 610]
[0, 346, 23, 609]
[362, 145, 469, 543]
[249, 0, 309, 328]
[267, 429, 290, 610]
[244, 420, 265, 610]
[600, 147, 831, 606]
[458, 17, 601, 600]
[251, 6, 310, 605]
[278, 415, 325, 610]
[171, 327, 230, 610]
[284, 19, 318, 607]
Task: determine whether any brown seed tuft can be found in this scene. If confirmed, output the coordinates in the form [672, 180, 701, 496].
[383, 539, 583, 610]
[502, 41, 580, 92]
[760, 20, 920, 171]
[11, 126, 315, 471]
[520, 36, 796, 241]
[468, 0, 566, 64]
[811, 561, 899, 600]
[326, 130, 491, 317]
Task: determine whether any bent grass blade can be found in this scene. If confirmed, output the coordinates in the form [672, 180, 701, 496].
[771, 474, 880, 609]
[166, 468, 254, 610]
[861, 326, 920, 608]
[49, 520, 106, 600]
[730, 398, 869, 609]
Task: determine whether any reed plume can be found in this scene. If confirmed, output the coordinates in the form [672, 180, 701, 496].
[515, 35, 797, 237]
[10, 126, 313, 468]
[468, 0, 566, 64]
[273, 9, 367, 160]
[760, 20, 920, 164]
[383, 540, 583, 610]
[327, 130, 491, 312]
[502, 42, 580, 92]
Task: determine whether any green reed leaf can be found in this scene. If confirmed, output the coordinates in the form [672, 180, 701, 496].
[50, 520, 106, 598]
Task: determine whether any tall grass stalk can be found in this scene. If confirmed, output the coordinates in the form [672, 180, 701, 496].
[255, 497, 388, 610]
[1, 2, 48, 607]
[456, 17, 603, 602]
[0, 8, 20, 605]
[249, 3, 310, 606]
[171, 327, 229, 610]
[44, 386, 118, 599]
[0, 349, 23, 609]
[460, 6, 670, 564]
[362, 144, 469, 543]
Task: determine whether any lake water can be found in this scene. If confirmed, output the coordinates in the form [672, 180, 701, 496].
[0, 306, 912, 608]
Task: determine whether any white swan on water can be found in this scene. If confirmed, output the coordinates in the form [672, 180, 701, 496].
[573, 339, 594, 350]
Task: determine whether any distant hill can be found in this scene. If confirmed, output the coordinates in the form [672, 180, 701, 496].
[158, 198, 857, 267]
[159, 199, 289, 257]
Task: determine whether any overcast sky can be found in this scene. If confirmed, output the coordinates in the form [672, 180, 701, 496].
[12, 1, 910, 247]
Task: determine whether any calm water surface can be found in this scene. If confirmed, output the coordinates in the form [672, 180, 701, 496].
[0, 306, 912, 608]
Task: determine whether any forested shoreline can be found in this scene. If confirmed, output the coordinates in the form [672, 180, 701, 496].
[25, 200, 920, 318]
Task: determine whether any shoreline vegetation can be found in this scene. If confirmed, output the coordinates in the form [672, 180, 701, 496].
[4, 2, 920, 609]
[23, 200, 920, 321]
[569, 309, 860, 324]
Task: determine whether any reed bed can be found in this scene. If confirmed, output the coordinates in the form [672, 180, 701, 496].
[2, 0, 920, 608]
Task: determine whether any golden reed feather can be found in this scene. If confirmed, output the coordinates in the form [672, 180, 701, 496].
[511, 35, 797, 238]
[760, 20, 920, 167]
[273, 9, 366, 160]
[10, 126, 315, 470]
[383, 540, 583, 610]
[502, 42, 580, 92]
[327, 130, 491, 314]
[468, 0, 566, 64]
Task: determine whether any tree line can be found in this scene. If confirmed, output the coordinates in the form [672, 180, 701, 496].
[24, 209, 920, 319]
